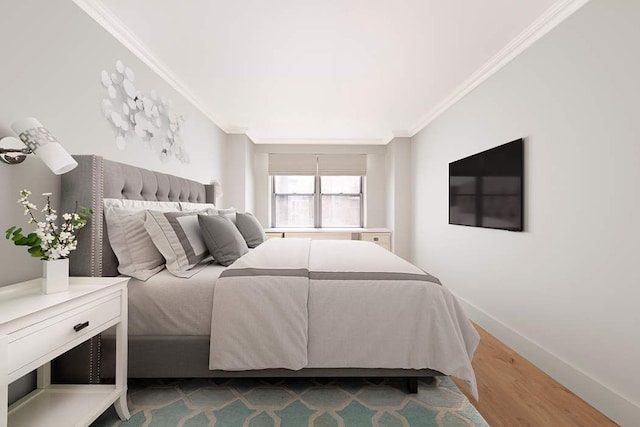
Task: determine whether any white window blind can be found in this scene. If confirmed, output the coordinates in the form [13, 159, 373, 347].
[268, 153, 367, 176]
[317, 154, 367, 176]
[268, 154, 317, 176]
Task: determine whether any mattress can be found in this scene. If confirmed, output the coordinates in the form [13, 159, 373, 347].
[127, 262, 226, 335]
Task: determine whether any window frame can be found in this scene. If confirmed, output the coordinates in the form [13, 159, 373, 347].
[271, 175, 364, 228]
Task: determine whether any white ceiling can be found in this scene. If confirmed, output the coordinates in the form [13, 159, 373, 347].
[83, 0, 576, 144]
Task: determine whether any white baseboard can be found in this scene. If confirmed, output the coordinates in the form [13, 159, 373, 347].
[455, 294, 639, 426]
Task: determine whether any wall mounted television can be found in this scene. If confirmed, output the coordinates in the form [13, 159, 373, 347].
[449, 138, 524, 231]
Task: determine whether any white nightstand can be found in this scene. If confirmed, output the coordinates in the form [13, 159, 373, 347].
[0, 277, 129, 427]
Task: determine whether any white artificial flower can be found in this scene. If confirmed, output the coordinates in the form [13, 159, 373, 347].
[48, 248, 60, 259]
[11, 189, 93, 261]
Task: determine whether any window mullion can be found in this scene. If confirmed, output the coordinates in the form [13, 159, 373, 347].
[315, 175, 321, 228]
[271, 176, 275, 228]
[360, 176, 364, 228]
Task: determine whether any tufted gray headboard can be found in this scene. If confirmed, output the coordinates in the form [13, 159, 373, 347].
[61, 155, 216, 278]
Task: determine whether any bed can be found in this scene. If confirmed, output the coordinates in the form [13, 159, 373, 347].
[54, 155, 479, 397]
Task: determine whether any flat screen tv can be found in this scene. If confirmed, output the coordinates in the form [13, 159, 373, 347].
[449, 138, 523, 231]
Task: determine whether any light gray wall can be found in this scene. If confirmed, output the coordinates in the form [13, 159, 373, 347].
[223, 134, 249, 211]
[222, 134, 256, 212]
[410, 1, 640, 424]
[253, 152, 270, 227]
[0, 0, 227, 287]
[245, 139, 256, 213]
[385, 137, 412, 259]
[252, 144, 387, 228]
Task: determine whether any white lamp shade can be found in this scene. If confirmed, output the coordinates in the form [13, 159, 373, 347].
[11, 117, 77, 175]
[11, 117, 43, 135]
[34, 143, 78, 175]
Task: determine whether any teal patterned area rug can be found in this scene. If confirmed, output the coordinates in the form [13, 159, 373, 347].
[92, 377, 487, 426]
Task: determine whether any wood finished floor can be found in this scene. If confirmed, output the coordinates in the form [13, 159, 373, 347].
[452, 324, 617, 426]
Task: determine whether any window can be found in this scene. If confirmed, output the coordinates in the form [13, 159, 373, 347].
[272, 176, 315, 227]
[272, 175, 363, 228]
[320, 176, 362, 227]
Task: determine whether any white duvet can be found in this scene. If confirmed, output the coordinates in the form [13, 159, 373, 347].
[209, 238, 480, 398]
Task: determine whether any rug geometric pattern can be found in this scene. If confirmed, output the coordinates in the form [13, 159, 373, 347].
[91, 377, 488, 426]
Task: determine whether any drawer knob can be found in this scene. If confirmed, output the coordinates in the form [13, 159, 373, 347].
[373, 237, 379, 241]
[73, 321, 90, 332]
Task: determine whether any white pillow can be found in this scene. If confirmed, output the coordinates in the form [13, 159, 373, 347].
[217, 207, 237, 224]
[104, 207, 165, 281]
[144, 210, 210, 278]
[104, 198, 181, 212]
[179, 202, 217, 212]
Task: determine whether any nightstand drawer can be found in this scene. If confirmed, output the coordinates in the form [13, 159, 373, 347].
[7, 295, 121, 375]
[360, 233, 391, 251]
[360, 233, 390, 243]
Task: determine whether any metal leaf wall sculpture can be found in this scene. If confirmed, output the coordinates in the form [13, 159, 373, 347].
[100, 60, 189, 163]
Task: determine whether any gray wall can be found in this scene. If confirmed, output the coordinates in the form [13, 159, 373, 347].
[223, 134, 255, 211]
[410, 1, 640, 424]
[385, 137, 412, 259]
[0, 0, 227, 287]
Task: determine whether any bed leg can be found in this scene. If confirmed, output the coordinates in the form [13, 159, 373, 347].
[407, 377, 418, 393]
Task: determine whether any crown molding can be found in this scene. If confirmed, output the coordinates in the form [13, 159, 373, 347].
[226, 127, 249, 135]
[251, 137, 388, 146]
[408, 0, 592, 137]
[72, 0, 230, 133]
[391, 130, 412, 139]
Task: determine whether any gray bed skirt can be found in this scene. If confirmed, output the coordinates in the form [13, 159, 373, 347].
[53, 336, 440, 384]
[99, 336, 441, 380]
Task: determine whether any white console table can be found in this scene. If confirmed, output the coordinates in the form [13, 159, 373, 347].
[265, 228, 392, 252]
[0, 277, 129, 427]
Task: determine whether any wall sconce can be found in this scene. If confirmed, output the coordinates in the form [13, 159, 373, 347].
[0, 118, 78, 175]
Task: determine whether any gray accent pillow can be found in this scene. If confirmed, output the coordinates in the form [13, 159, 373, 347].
[198, 214, 248, 266]
[144, 210, 210, 278]
[235, 212, 267, 248]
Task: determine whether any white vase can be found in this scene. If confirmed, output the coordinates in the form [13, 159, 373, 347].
[42, 258, 69, 294]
